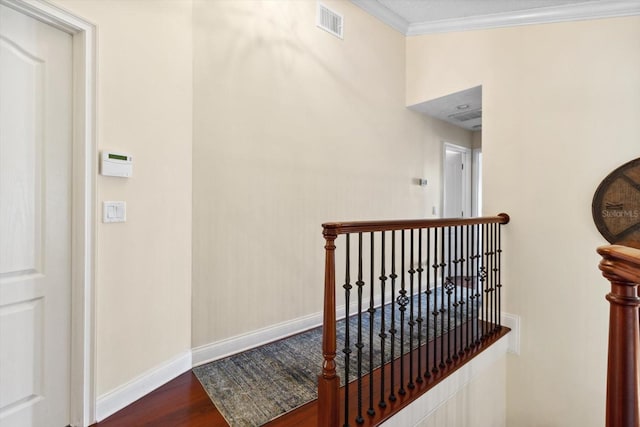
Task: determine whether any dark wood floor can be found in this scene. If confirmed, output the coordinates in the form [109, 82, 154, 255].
[92, 323, 508, 427]
[91, 371, 229, 427]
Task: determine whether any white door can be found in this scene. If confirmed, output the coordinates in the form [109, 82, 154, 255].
[0, 4, 73, 426]
[443, 143, 471, 218]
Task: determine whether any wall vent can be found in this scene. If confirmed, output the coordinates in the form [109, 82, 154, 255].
[317, 3, 343, 39]
[448, 109, 482, 122]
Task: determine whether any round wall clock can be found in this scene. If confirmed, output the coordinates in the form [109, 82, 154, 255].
[592, 157, 640, 249]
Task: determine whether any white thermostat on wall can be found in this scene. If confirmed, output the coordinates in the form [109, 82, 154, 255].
[101, 151, 133, 177]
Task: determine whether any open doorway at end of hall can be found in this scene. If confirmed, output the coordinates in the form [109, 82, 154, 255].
[442, 140, 482, 219]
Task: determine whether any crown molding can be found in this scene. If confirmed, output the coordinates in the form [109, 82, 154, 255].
[350, 0, 410, 34]
[351, 0, 640, 36]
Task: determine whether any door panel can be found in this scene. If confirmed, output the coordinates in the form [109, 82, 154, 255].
[0, 4, 72, 426]
[444, 150, 464, 217]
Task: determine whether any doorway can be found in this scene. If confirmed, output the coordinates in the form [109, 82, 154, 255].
[442, 142, 472, 218]
[0, 1, 95, 425]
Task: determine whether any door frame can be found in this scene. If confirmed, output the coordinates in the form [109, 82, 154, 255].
[0, 1, 97, 425]
[442, 142, 472, 218]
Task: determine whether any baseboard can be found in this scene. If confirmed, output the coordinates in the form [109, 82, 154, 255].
[95, 350, 192, 422]
[192, 308, 345, 366]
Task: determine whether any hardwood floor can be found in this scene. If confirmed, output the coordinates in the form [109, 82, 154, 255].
[91, 372, 228, 427]
[91, 323, 508, 427]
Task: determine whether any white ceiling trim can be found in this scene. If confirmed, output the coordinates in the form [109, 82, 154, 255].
[351, 0, 640, 36]
[351, 0, 410, 34]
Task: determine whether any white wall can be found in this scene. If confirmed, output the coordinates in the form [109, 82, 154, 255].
[50, 0, 193, 401]
[407, 16, 640, 427]
[191, 0, 471, 348]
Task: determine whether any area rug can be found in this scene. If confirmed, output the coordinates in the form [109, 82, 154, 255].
[193, 287, 477, 426]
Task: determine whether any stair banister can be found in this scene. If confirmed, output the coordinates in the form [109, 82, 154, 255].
[319, 214, 509, 427]
[598, 245, 640, 427]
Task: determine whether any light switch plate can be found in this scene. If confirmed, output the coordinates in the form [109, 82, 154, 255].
[103, 201, 126, 223]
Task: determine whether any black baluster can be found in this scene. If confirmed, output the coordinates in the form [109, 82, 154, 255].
[408, 230, 415, 390]
[378, 231, 387, 409]
[458, 225, 465, 357]
[445, 227, 453, 364]
[482, 223, 489, 341]
[367, 232, 375, 418]
[465, 224, 471, 352]
[355, 233, 364, 425]
[476, 223, 483, 345]
[431, 228, 439, 375]
[416, 229, 424, 385]
[493, 223, 500, 332]
[452, 226, 458, 361]
[497, 224, 503, 329]
[439, 227, 446, 369]
[398, 230, 407, 396]
[343, 234, 352, 427]
[389, 231, 397, 402]
[425, 228, 432, 378]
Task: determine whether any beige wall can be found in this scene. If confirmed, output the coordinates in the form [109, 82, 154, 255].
[51, 0, 193, 396]
[192, 0, 470, 346]
[416, 355, 506, 427]
[407, 16, 640, 426]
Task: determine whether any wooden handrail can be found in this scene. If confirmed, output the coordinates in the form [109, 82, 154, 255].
[598, 245, 640, 427]
[318, 214, 510, 427]
[323, 213, 510, 236]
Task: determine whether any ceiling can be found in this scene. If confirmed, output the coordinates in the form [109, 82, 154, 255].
[350, 0, 640, 35]
[410, 86, 482, 131]
[350, 0, 640, 131]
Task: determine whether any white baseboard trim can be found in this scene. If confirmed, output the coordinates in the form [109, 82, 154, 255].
[381, 333, 509, 426]
[95, 350, 192, 422]
[192, 307, 346, 367]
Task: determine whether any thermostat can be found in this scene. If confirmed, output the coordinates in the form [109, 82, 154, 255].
[101, 151, 133, 177]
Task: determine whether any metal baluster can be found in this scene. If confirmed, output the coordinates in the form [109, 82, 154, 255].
[458, 225, 465, 357]
[489, 224, 498, 333]
[476, 223, 483, 345]
[367, 232, 375, 418]
[482, 223, 489, 341]
[465, 224, 471, 352]
[408, 230, 416, 390]
[389, 231, 397, 402]
[432, 228, 439, 374]
[425, 228, 432, 378]
[355, 234, 364, 424]
[445, 226, 453, 365]
[493, 223, 500, 332]
[439, 227, 446, 369]
[452, 226, 459, 361]
[497, 224, 503, 329]
[398, 230, 407, 396]
[378, 231, 387, 409]
[416, 229, 424, 385]
[343, 234, 352, 427]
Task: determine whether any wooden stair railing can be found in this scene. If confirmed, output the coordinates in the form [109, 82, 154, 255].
[598, 245, 640, 427]
[318, 214, 510, 427]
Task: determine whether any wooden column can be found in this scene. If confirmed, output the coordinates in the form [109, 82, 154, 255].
[598, 245, 640, 427]
[318, 230, 339, 427]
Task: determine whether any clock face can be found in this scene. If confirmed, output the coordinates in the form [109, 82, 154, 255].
[592, 158, 640, 249]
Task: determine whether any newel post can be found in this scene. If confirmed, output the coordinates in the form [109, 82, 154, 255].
[318, 228, 339, 427]
[598, 246, 640, 427]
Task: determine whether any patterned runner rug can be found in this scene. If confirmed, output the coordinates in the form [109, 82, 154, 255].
[193, 286, 477, 426]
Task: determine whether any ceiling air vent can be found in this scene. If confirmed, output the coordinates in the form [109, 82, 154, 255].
[317, 3, 343, 39]
[448, 109, 482, 122]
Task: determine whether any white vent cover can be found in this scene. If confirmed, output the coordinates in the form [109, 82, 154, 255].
[448, 109, 482, 122]
[317, 3, 343, 39]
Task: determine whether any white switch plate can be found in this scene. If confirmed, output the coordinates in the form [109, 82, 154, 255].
[103, 201, 126, 223]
